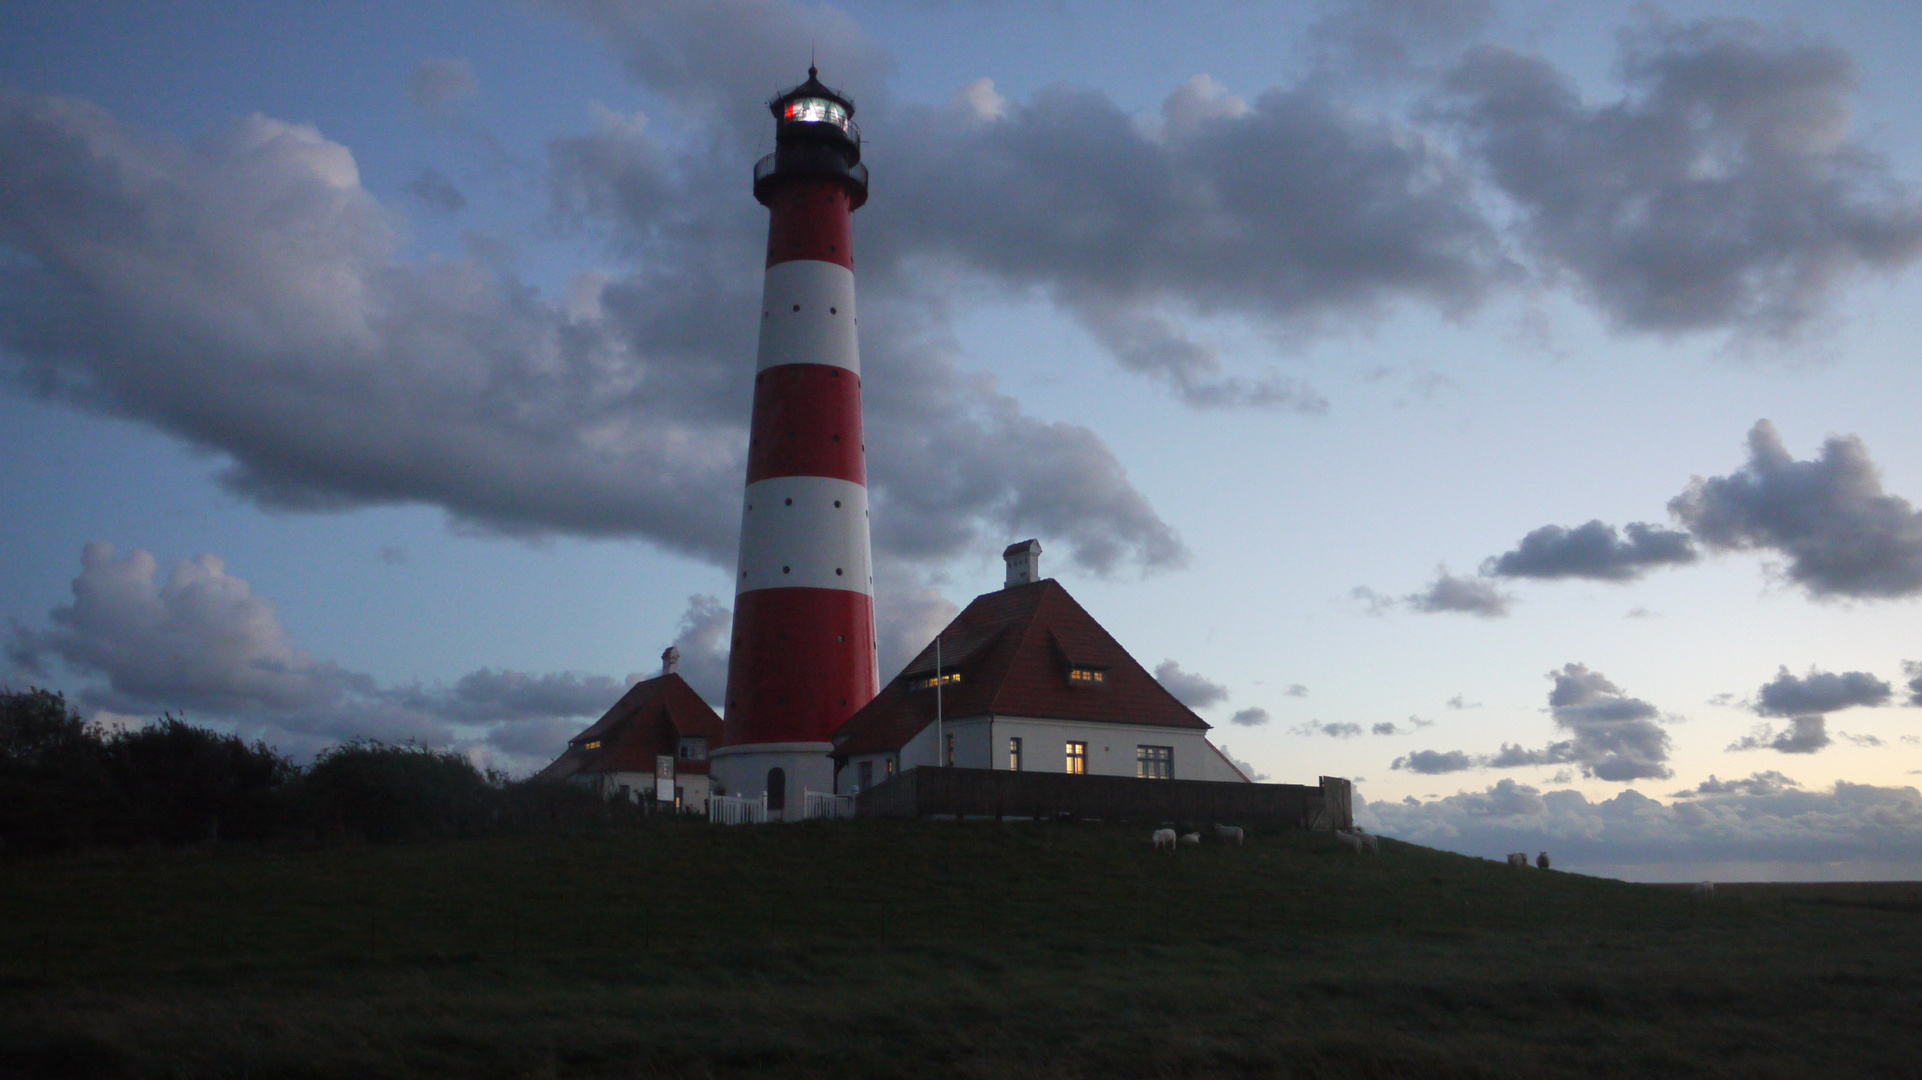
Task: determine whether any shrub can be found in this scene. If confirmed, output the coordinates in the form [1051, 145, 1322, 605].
[299, 740, 498, 843]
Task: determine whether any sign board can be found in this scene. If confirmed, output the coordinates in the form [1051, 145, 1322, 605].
[656, 754, 676, 805]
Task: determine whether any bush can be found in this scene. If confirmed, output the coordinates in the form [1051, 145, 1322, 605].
[105, 717, 295, 845]
[0, 689, 111, 854]
[299, 740, 498, 843]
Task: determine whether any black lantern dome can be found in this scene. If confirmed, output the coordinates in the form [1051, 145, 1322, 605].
[754, 66, 868, 209]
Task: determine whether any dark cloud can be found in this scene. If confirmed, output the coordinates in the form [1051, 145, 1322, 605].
[0, 73, 1183, 579]
[1438, 17, 1922, 340]
[1674, 771, 1802, 798]
[1671, 421, 1922, 600]
[404, 167, 467, 212]
[1372, 721, 1399, 736]
[1293, 720, 1363, 738]
[1730, 716, 1831, 755]
[1540, 663, 1671, 780]
[407, 58, 478, 113]
[1284, 683, 1308, 697]
[1393, 749, 1475, 774]
[1229, 706, 1270, 727]
[1364, 779, 1922, 876]
[872, 76, 1505, 408]
[1905, 661, 1922, 707]
[1154, 660, 1230, 710]
[1754, 666, 1892, 717]
[1483, 520, 1697, 581]
[1405, 568, 1511, 617]
[7, 543, 627, 768]
[1307, 0, 1495, 82]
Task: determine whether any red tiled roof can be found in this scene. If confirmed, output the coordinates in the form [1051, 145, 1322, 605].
[831, 579, 1208, 757]
[535, 673, 724, 780]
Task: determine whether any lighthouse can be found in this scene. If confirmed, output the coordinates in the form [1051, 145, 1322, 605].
[708, 67, 878, 817]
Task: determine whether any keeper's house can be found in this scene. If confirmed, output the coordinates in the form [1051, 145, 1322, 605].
[831, 540, 1250, 796]
[535, 651, 724, 812]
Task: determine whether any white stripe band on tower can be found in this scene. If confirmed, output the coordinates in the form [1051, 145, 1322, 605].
[756, 260, 860, 374]
[736, 476, 873, 596]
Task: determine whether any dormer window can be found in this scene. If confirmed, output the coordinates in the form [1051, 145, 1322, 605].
[1069, 667, 1107, 685]
[582, 740, 603, 751]
[678, 737, 707, 761]
[911, 672, 961, 691]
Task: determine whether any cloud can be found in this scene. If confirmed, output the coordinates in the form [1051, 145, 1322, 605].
[1229, 706, 1270, 727]
[1673, 771, 1801, 797]
[407, 58, 478, 113]
[378, 545, 408, 566]
[1393, 749, 1476, 774]
[1307, 0, 1495, 82]
[0, 76, 1183, 580]
[1405, 567, 1511, 617]
[1284, 683, 1308, 697]
[1154, 660, 1230, 709]
[1670, 421, 1922, 599]
[1215, 743, 1269, 782]
[1482, 520, 1697, 581]
[665, 595, 731, 707]
[1446, 694, 1478, 710]
[1373, 721, 1399, 736]
[1753, 666, 1892, 716]
[1438, 17, 1922, 340]
[1401, 663, 1673, 781]
[1906, 661, 1922, 707]
[1729, 715, 1831, 755]
[1363, 778, 1922, 879]
[404, 167, 467, 212]
[7, 543, 630, 768]
[1293, 719, 1363, 738]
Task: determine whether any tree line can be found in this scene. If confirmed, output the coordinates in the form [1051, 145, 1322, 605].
[0, 688, 643, 857]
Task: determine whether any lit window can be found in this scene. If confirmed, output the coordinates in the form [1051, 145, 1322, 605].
[1137, 745, 1173, 780]
[582, 740, 603, 751]
[885, 756, 896, 776]
[912, 672, 961, 691]
[1065, 741, 1087, 775]
[1069, 668, 1106, 684]
[1009, 736, 1023, 772]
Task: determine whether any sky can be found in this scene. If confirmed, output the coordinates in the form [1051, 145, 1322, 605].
[3, 0, 1921, 881]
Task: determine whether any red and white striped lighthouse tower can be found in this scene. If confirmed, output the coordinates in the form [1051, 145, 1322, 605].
[709, 68, 878, 816]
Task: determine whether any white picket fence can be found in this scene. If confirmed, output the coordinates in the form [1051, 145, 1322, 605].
[709, 792, 768, 825]
[802, 789, 856, 820]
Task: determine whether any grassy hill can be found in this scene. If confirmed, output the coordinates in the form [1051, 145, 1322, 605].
[2, 819, 1918, 1078]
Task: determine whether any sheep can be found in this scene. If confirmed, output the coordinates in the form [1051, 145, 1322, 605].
[1179, 831, 1202, 846]
[1333, 829, 1363, 854]
[1693, 881, 1715, 900]
[1360, 832, 1379, 854]
[1151, 828, 1177, 851]
[1507, 852, 1530, 868]
[1213, 824, 1244, 846]
[1536, 851, 1552, 870]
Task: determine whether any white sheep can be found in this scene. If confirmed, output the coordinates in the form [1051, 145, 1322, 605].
[1212, 824, 1244, 845]
[1179, 831, 1201, 846]
[1151, 828, 1177, 851]
[1693, 881, 1715, 899]
[1507, 852, 1530, 868]
[1359, 832, 1379, 854]
[1333, 829, 1363, 854]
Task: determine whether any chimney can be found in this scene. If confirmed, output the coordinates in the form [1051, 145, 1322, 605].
[661, 645, 681, 676]
[1002, 538, 1042, 589]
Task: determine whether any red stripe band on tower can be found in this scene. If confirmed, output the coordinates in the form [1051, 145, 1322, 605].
[765, 179, 853, 269]
[723, 586, 879, 746]
[745, 365, 865, 484]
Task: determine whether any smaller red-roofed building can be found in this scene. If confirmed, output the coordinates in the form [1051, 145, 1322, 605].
[830, 540, 1251, 795]
[537, 648, 725, 812]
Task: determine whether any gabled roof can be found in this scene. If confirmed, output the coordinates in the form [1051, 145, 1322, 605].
[831, 579, 1208, 758]
[535, 673, 724, 781]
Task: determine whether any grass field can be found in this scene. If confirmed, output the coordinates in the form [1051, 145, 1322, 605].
[2, 819, 1919, 1078]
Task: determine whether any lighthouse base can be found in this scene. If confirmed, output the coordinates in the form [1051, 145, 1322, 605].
[708, 742, 835, 822]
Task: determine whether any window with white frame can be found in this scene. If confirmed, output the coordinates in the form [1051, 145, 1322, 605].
[1065, 741, 1087, 775]
[1009, 736, 1023, 771]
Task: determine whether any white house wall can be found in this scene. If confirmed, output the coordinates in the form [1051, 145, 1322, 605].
[840, 714, 1248, 792]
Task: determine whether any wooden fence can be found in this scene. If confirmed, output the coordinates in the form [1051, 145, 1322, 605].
[854, 767, 1352, 833]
